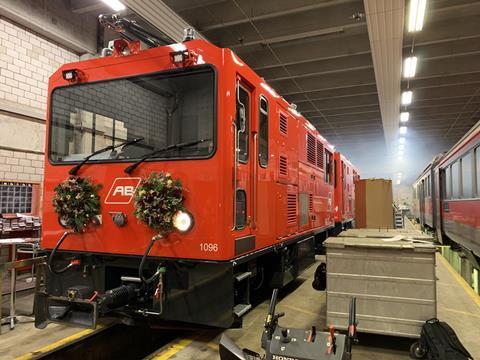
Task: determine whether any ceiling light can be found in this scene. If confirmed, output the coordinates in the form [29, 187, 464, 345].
[408, 0, 427, 32]
[398, 156, 403, 161]
[101, 0, 126, 12]
[400, 112, 410, 122]
[400, 126, 408, 134]
[398, 150, 404, 156]
[403, 56, 417, 78]
[399, 137, 406, 144]
[399, 144, 405, 150]
[396, 179, 401, 185]
[401, 91, 413, 105]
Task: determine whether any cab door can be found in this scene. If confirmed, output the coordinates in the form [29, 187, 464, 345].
[233, 79, 254, 246]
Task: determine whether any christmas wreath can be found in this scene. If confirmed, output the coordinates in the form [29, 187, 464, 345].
[134, 172, 184, 235]
[52, 176, 102, 232]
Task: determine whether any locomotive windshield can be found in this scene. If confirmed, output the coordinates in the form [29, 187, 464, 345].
[49, 67, 215, 163]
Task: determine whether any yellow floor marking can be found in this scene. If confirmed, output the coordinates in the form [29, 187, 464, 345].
[150, 331, 220, 359]
[16, 324, 107, 360]
[438, 254, 480, 308]
[206, 341, 219, 352]
[282, 304, 320, 317]
[151, 337, 197, 359]
[439, 306, 480, 319]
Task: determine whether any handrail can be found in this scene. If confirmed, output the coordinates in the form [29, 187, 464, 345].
[232, 120, 238, 230]
[253, 133, 258, 228]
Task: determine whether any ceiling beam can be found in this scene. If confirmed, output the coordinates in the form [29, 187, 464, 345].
[282, 82, 377, 97]
[226, 23, 364, 49]
[364, 0, 404, 158]
[266, 65, 373, 82]
[171, 0, 228, 12]
[200, 0, 357, 31]
[293, 91, 378, 103]
[71, 0, 106, 14]
[307, 109, 380, 118]
[122, 0, 206, 42]
[251, 35, 480, 75]
[254, 50, 371, 71]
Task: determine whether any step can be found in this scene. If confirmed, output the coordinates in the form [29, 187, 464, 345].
[235, 271, 253, 282]
[233, 303, 252, 317]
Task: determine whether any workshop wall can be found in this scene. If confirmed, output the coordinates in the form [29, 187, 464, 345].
[0, 16, 79, 207]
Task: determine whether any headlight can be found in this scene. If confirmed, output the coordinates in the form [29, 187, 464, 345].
[173, 210, 194, 233]
[59, 217, 69, 228]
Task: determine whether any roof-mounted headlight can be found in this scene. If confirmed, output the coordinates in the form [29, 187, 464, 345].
[173, 210, 194, 233]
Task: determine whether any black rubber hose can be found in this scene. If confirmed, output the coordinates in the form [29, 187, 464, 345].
[139, 236, 161, 284]
[48, 231, 74, 274]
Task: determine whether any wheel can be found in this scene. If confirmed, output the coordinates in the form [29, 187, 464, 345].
[409, 341, 426, 359]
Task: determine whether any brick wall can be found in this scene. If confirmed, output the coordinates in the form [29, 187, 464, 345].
[0, 17, 79, 112]
[0, 17, 79, 221]
[0, 149, 44, 183]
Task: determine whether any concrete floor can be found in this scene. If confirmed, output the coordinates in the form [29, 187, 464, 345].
[2, 252, 480, 360]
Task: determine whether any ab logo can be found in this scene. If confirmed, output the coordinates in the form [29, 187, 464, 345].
[105, 177, 141, 204]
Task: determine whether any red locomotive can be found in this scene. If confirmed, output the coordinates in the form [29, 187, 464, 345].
[413, 120, 480, 265]
[35, 18, 359, 329]
[333, 152, 359, 233]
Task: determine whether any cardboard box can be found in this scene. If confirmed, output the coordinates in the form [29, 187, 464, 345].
[355, 178, 393, 229]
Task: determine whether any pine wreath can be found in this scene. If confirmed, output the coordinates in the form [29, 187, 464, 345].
[52, 176, 102, 232]
[134, 172, 184, 235]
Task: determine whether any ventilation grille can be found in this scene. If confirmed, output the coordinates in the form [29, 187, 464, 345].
[287, 193, 297, 225]
[316, 141, 324, 169]
[279, 156, 288, 176]
[309, 194, 314, 213]
[279, 113, 287, 134]
[307, 134, 316, 165]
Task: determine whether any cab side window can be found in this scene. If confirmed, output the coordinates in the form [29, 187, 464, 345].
[258, 96, 268, 167]
[236, 85, 250, 163]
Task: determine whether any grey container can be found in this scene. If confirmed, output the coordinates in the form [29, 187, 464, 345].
[324, 236, 436, 338]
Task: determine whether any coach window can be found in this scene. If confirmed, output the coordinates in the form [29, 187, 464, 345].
[236, 85, 250, 163]
[461, 152, 473, 198]
[445, 166, 451, 199]
[451, 161, 460, 199]
[258, 96, 268, 167]
[426, 175, 430, 197]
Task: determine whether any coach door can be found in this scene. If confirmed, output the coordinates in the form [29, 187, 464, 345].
[233, 79, 254, 243]
[419, 179, 426, 226]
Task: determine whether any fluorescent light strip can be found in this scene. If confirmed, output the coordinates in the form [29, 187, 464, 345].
[399, 137, 406, 144]
[408, 0, 427, 32]
[403, 56, 417, 78]
[400, 112, 409, 122]
[101, 0, 126, 12]
[399, 126, 407, 135]
[401, 91, 413, 105]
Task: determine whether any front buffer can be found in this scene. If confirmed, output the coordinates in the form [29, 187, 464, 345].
[35, 251, 235, 329]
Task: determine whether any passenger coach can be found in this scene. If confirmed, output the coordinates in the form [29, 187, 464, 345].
[413, 120, 480, 264]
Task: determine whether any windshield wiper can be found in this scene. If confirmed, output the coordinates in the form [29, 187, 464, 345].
[124, 138, 211, 174]
[69, 137, 144, 175]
